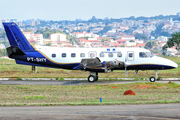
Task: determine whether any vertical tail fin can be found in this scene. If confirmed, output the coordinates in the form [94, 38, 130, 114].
[3, 22, 35, 52]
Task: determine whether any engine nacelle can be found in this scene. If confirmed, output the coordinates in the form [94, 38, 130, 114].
[104, 61, 124, 72]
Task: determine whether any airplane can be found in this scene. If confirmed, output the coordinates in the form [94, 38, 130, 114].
[2, 22, 178, 82]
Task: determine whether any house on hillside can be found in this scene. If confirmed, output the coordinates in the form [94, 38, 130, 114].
[23, 32, 44, 45]
[120, 36, 135, 41]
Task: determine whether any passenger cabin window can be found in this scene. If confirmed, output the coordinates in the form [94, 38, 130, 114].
[52, 54, 56, 58]
[129, 53, 133, 57]
[80, 53, 85, 57]
[139, 52, 148, 58]
[90, 53, 95, 58]
[108, 52, 113, 57]
[117, 52, 122, 57]
[71, 53, 76, 58]
[62, 53, 66, 58]
[100, 53, 105, 57]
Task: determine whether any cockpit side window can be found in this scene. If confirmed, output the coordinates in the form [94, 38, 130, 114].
[139, 52, 148, 58]
[129, 53, 133, 57]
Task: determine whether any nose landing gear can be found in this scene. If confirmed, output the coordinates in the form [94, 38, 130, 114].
[149, 70, 158, 82]
[150, 76, 156, 82]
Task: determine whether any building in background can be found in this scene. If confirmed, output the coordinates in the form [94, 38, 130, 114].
[123, 19, 134, 27]
[30, 20, 40, 26]
[50, 33, 67, 43]
[71, 32, 94, 38]
[23, 31, 44, 45]
[16, 21, 24, 27]
[120, 36, 135, 41]
[0, 19, 9, 29]
[23, 32, 34, 40]
[34, 34, 44, 45]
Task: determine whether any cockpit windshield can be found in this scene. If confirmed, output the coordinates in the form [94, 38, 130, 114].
[139, 52, 148, 58]
[139, 52, 155, 58]
[146, 52, 155, 57]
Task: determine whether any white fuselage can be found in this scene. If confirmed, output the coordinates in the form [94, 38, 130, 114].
[35, 46, 178, 70]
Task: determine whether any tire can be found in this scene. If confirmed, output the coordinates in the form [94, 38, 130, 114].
[150, 77, 156, 82]
[88, 75, 96, 82]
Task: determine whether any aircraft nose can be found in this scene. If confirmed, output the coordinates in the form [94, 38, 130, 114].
[158, 57, 178, 69]
[171, 60, 178, 68]
[163, 58, 178, 68]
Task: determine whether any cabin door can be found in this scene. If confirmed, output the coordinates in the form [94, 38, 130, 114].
[89, 51, 97, 58]
[127, 51, 134, 61]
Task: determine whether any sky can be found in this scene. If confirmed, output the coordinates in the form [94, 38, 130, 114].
[1, 0, 180, 21]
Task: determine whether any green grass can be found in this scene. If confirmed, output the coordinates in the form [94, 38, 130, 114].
[0, 56, 179, 79]
[0, 82, 180, 106]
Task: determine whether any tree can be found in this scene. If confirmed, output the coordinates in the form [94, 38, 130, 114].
[163, 32, 180, 51]
[97, 26, 112, 35]
[124, 29, 133, 35]
[0, 40, 10, 47]
[0, 49, 7, 57]
[151, 23, 171, 38]
[145, 41, 155, 50]
[134, 33, 147, 41]
[24, 29, 32, 32]
[45, 43, 52, 46]
[35, 27, 65, 39]
[85, 36, 89, 40]
[160, 31, 170, 37]
[0, 30, 6, 38]
[101, 38, 109, 42]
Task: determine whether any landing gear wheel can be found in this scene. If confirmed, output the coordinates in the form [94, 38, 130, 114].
[88, 75, 96, 82]
[150, 77, 156, 82]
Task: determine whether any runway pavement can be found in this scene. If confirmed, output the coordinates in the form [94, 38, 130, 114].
[0, 104, 180, 120]
[0, 80, 179, 85]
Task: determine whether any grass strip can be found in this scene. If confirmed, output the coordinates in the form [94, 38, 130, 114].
[0, 82, 180, 106]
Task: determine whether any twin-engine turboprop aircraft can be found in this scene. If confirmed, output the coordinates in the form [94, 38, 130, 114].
[3, 22, 178, 82]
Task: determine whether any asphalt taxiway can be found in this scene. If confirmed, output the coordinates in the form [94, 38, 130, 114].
[0, 80, 180, 85]
[0, 104, 180, 120]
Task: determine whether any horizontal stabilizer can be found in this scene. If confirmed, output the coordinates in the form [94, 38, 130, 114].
[6, 46, 25, 57]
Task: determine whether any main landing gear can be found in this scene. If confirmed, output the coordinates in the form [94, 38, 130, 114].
[149, 70, 158, 82]
[88, 72, 98, 82]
